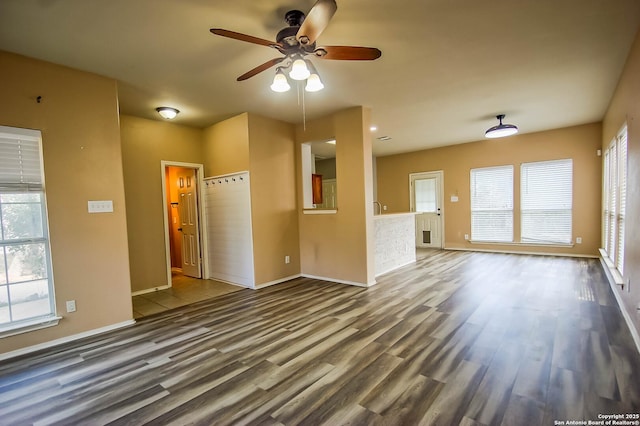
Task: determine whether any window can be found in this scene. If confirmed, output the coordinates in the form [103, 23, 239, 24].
[0, 125, 56, 334]
[470, 165, 513, 242]
[521, 159, 573, 244]
[603, 125, 627, 275]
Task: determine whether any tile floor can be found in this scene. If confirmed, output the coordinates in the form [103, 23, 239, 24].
[131, 270, 245, 318]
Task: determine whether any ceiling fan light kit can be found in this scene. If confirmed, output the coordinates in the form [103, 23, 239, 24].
[270, 68, 291, 92]
[485, 114, 518, 138]
[289, 56, 311, 80]
[210, 0, 381, 94]
[156, 107, 180, 120]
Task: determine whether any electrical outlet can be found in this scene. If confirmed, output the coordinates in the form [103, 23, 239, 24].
[464, 234, 469, 240]
[576, 237, 582, 244]
[383, 205, 387, 211]
[285, 255, 290, 264]
[66, 300, 77, 313]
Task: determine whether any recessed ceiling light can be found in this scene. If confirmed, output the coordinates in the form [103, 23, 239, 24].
[370, 125, 378, 132]
[377, 136, 392, 141]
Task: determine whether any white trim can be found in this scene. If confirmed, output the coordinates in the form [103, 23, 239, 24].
[444, 246, 597, 259]
[303, 209, 337, 215]
[375, 259, 417, 277]
[160, 161, 207, 289]
[0, 320, 136, 361]
[599, 250, 640, 355]
[0, 316, 62, 339]
[469, 240, 574, 248]
[255, 274, 302, 289]
[301, 273, 375, 287]
[131, 285, 171, 296]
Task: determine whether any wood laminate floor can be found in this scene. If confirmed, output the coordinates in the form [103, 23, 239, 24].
[1, 250, 639, 425]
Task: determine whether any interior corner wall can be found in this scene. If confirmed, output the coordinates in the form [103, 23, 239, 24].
[376, 122, 603, 257]
[296, 106, 376, 286]
[247, 113, 300, 286]
[202, 112, 250, 177]
[0, 50, 132, 354]
[120, 115, 203, 293]
[603, 27, 640, 335]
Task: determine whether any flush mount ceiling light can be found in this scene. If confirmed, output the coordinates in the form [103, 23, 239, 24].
[156, 107, 180, 120]
[485, 114, 518, 138]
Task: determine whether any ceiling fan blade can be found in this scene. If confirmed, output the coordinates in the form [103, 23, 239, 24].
[296, 0, 337, 45]
[210, 28, 282, 50]
[237, 57, 285, 81]
[315, 46, 382, 60]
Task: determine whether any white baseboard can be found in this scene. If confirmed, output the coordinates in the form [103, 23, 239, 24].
[375, 258, 417, 277]
[255, 274, 302, 289]
[301, 273, 374, 288]
[0, 320, 136, 362]
[444, 246, 598, 258]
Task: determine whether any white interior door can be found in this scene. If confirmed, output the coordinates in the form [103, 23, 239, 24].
[410, 171, 444, 248]
[177, 168, 202, 278]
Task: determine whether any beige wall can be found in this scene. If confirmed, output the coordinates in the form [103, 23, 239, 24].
[603, 28, 640, 333]
[120, 115, 203, 292]
[203, 112, 300, 286]
[0, 51, 132, 354]
[296, 107, 376, 285]
[377, 122, 602, 256]
[247, 114, 300, 285]
[202, 113, 249, 177]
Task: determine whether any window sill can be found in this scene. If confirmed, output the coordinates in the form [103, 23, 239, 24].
[599, 249, 624, 286]
[303, 209, 337, 215]
[0, 315, 62, 339]
[469, 240, 574, 248]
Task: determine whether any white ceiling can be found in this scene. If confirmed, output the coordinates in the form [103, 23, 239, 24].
[1, 0, 639, 156]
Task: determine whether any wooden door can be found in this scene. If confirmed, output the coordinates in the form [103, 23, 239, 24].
[177, 168, 202, 278]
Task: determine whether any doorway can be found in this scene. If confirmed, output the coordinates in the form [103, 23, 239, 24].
[410, 171, 444, 249]
[161, 161, 206, 286]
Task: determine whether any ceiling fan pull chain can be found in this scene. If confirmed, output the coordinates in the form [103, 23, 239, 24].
[302, 82, 307, 131]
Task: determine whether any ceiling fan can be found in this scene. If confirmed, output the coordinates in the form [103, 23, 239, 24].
[210, 0, 382, 82]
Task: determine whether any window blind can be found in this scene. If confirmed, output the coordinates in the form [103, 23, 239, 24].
[0, 129, 43, 189]
[616, 128, 627, 274]
[521, 159, 573, 244]
[470, 165, 513, 242]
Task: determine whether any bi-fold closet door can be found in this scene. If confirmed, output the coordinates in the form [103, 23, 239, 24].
[203, 171, 255, 288]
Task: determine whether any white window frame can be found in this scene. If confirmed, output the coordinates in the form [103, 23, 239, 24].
[470, 165, 514, 242]
[0, 125, 58, 338]
[603, 124, 627, 276]
[520, 159, 573, 245]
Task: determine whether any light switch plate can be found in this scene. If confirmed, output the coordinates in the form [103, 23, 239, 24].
[88, 200, 113, 213]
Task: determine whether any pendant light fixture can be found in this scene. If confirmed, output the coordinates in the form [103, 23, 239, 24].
[485, 114, 518, 138]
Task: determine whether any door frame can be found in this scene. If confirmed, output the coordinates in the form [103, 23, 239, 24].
[160, 161, 208, 287]
[409, 170, 445, 249]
